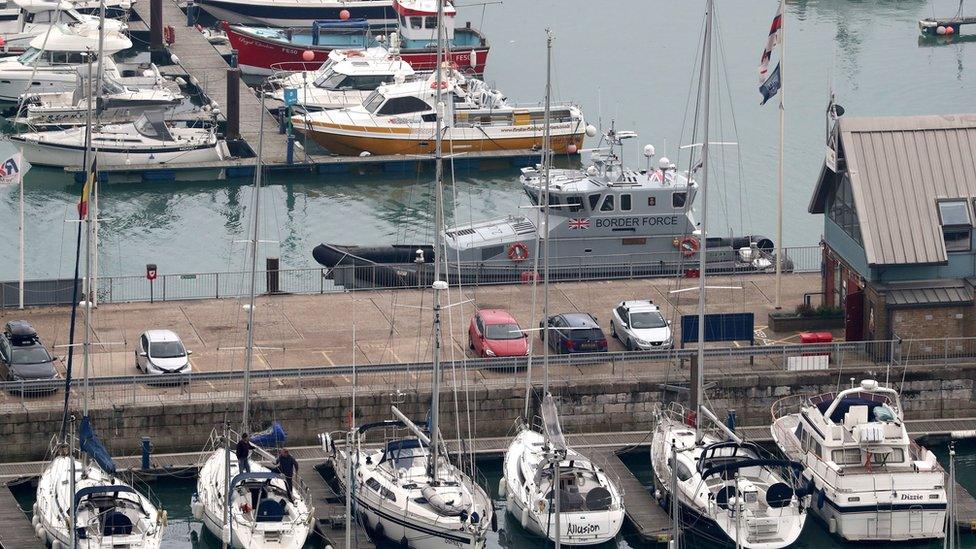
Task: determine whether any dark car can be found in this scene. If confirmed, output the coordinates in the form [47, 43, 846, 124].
[0, 320, 59, 393]
[539, 313, 608, 354]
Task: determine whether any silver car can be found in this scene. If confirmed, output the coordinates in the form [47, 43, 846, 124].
[135, 329, 192, 374]
[610, 300, 673, 350]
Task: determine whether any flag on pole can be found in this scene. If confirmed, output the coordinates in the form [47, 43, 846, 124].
[78, 157, 96, 219]
[759, 2, 784, 101]
[760, 63, 782, 105]
[0, 152, 23, 187]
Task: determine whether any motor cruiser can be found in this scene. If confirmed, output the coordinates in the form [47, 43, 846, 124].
[267, 45, 415, 112]
[222, 0, 488, 75]
[770, 379, 947, 541]
[0, 0, 125, 55]
[312, 128, 781, 288]
[17, 68, 182, 126]
[12, 110, 230, 167]
[0, 22, 131, 101]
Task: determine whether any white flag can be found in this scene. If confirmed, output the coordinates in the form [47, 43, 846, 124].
[0, 151, 24, 186]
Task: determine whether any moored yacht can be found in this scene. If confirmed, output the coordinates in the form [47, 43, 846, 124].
[770, 379, 948, 541]
[0, 0, 125, 55]
[267, 45, 416, 112]
[0, 22, 131, 101]
[12, 110, 229, 167]
[223, 0, 488, 75]
[196, 0, 395, 28]
[312, 128, 779, 288]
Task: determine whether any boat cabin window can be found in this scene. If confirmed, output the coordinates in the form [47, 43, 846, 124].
[363, 90, 385, 113]
[51, 51, 88, 65]
[319, 73, 392, 91]
[409, 16, 422, 28]
[548, 192, 560, 207]
[565, 196, 583, 212]
[600, 195, 614, 212]
[832, 448, 862, 465]
[667, 458, 693, 482]
[672, 192, 687, 209]
[377, 96, 431, 116]
[481, 245, 503, 261]
[424, 16, 438, 28]
[25, 10, 77, 23]
[16, 48, 43, 65]
[620, 194, 632, 211]
[588, 194, 601, 211]
[365, 477, 396, 502]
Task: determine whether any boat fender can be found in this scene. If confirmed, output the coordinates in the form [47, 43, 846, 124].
[816, 488, 825, 510]
[51, 538, 63, 549]
[374, 521, 385, 541]
[32, 502, 39, 516]
[498, 477, 507, 498]
[490, 511, 498, 532]
[507, 242, 529, 262]
[520, 507, 530, 529]
[160, 509, 168, 526]
[220, 525, 231, 545]
[190, 495, 204, 520]
[828, 517, 837, 534]
[398, 536, 408, 548]
[31, 513, 39, 527]
[34, 523, 44, 540]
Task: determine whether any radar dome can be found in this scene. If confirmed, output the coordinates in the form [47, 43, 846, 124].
[643, 144, 656, 158]
[658, 157, 671, 170]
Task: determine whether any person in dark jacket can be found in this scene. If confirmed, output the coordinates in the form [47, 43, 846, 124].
[236, 433, 251, 473]
[275, 448, 299, 501]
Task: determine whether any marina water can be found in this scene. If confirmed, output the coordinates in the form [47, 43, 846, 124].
[2, 0, 976, 279]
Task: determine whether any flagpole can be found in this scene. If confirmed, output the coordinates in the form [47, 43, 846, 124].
[774, 0, 785, 310]
[18, 156, 24, 310]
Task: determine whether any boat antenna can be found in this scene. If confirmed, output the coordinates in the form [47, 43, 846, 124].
[694, 0, 714, 444]
[427, 0, 446, 484]
[241, 92, 266, 433]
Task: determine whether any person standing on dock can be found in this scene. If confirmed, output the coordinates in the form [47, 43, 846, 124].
[275, 448, 299, 502]
[236, 432, 252, 473]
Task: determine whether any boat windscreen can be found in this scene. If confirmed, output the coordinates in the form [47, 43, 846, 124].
[133, 111, 173, 141]
[541, 393, 567, 452]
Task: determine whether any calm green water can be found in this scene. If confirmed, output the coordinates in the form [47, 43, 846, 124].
[11, 443, 976, 548]
[2, 0, 976, 279]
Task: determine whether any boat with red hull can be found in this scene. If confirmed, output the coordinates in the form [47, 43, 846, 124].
[222, 20, 489, 76]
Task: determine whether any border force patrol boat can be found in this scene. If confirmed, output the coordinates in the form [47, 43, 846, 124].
[313, 129, 782, 288]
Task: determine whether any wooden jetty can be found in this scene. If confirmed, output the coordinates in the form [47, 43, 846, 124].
[590, 447, 671, 543]
[305, 464, 371, 549]
[0, 484, 42, 549]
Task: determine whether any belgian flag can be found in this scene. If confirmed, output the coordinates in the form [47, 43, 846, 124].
[78, 157, 95, 219]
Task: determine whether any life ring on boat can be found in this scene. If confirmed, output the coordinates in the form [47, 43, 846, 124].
[430, 80, 449, 89]
[673, 236, 700, 257]
[507, 242, 529, 262]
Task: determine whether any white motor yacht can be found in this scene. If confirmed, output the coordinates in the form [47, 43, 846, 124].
[268, 46, 416, 112]
[18, 69, 182, 126]
[191, 446, 313, 549]
[0, 0, 125, 55]
[12, 110, 229, 166]
[502, 396, 625, 545]
[770, 379, 947, 541]
[0, 22, 131, 101]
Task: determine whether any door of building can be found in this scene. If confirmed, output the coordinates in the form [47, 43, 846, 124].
[845, 290, 864, 341]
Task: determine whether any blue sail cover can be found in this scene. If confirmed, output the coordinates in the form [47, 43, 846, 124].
[79, 416, 117, 474]
[250, 422, 287, 448]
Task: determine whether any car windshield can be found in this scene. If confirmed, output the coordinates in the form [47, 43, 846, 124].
[485, 323, 522, 340]
[11, 346, 53, 365]
[150, 341, 185, 358]
[630, 311, 668, 329]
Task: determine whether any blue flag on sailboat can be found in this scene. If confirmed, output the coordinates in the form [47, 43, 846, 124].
[79, 416, 117, 474]
[759, 62, 781, 105]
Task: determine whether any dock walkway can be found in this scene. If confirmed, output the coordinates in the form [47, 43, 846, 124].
[590, 447, 671, 543]
[0, 484, 42, 549]
[305, 465, 371, 549]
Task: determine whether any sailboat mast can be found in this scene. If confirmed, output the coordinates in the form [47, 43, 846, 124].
[774, 0, 785, 310]
[428, 0, 446, 483]
[91, 0, 107, 306]
[82, 51, 95, 420]
[541, 30, 553, 395]
[241, 92, 267, 432]
[695, 0, 714, 440]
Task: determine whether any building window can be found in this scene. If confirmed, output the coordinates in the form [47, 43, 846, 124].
[827, 175, 862, 245]
[938, 200, 972, 252]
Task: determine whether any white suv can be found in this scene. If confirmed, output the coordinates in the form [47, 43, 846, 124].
[610, 300, 673, 350]
[136, 329, 192, 374]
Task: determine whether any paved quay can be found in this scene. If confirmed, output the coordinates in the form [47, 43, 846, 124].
[0, 272, 825, 381]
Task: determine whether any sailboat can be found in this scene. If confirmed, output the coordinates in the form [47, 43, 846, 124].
[320, 2, 493, 548]
[189, 93, 313, 549]
[648, 2, 807, 548]
[33, 22, 165, 548]
[499, 31, 625, 547]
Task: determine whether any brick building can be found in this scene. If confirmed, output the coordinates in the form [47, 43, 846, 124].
[808, 112, 976, 342]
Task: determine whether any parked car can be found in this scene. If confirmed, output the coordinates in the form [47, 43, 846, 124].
[0, 320, 59, 392]
[468, 309, 529, 358]
[136, 330, 192, 375]
[539, 313, 608, 354]
[610, 300, 673, 350]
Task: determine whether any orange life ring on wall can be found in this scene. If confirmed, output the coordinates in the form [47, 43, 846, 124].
[508, 242, 529, 262]
[674, 236, 700, 257]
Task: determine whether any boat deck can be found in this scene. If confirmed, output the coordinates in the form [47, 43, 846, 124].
[0, 484, 42, 549]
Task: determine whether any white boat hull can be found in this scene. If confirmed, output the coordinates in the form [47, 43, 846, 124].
[13, 135, 226, 167]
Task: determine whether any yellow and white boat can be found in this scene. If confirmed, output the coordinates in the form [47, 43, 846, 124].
[291, 68, 587, 155]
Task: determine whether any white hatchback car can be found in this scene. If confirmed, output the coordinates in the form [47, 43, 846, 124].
[610, 300, 673, 350]
[135, 330, 192, 374]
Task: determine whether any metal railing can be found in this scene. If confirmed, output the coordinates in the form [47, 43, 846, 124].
[1, 336, 972, 412]
[1, 245, 823, 307]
